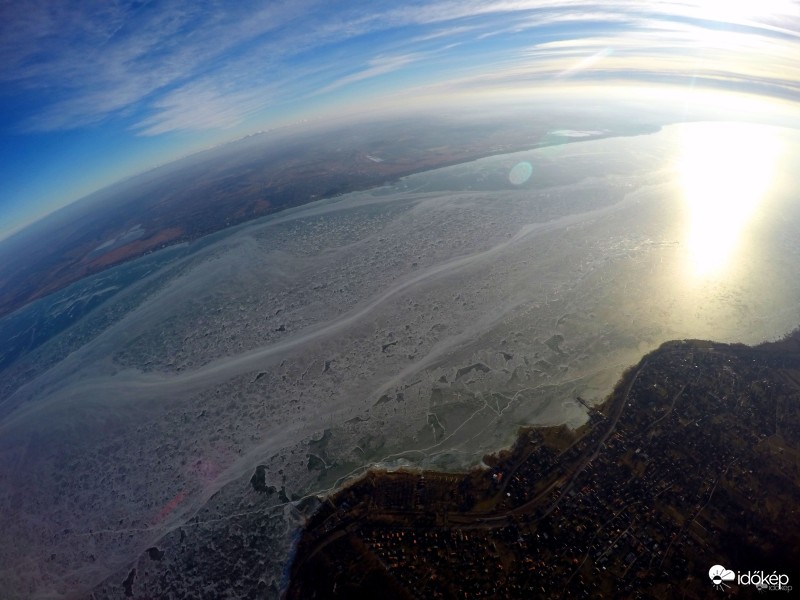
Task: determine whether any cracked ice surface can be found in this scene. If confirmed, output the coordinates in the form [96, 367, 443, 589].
[2, 124, 800, 598]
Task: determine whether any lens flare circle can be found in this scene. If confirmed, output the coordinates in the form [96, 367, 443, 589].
[508, 161, 533, 185]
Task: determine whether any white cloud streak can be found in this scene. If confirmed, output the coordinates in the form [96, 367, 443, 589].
[1, 0, 798, 136]
[315, 53, 422, 95]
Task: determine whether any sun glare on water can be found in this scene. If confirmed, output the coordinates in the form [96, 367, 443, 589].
[678, 122, 780, 278]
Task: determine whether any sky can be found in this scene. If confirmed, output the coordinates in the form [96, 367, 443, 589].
[1, 0, 800, 240]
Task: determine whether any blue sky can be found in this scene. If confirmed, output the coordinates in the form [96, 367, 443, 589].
[1, 0, 799, 239]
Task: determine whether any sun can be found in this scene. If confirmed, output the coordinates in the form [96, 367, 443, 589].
[678, 122, 780, 277]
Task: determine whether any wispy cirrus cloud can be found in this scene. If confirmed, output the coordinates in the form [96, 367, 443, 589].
[1, 0, 799, 138]
[132, 81, 274, 136]
[315, 53, 423, 95]
[1, 0, 315, 132]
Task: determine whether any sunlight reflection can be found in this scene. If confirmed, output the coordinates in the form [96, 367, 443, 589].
[679, 122, 780, 277]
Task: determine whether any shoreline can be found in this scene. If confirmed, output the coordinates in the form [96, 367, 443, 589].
[285, 331, 800, 598]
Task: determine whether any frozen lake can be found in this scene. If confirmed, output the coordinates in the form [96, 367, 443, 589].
[2, 122, 800, 598]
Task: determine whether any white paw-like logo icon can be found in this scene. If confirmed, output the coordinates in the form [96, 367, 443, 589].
[709, 565, 735, 590]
